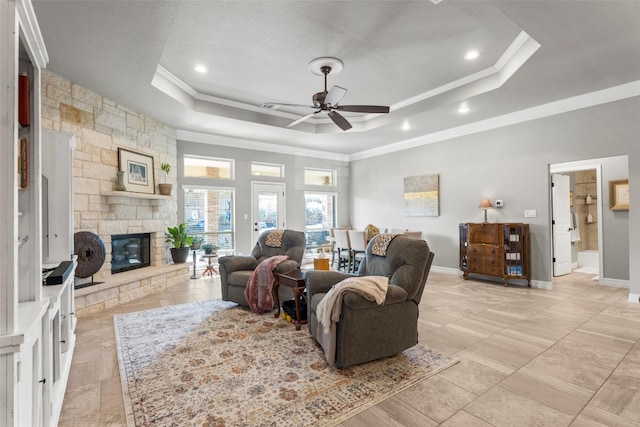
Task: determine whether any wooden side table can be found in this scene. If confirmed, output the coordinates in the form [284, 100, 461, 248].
[202, 254, 218, 277]
[273, 269, 306, 330]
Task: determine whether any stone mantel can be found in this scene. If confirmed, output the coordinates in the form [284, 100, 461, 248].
[102, 191, 172, 204]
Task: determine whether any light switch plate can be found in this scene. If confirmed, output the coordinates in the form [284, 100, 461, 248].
[524, 210, 537, 218]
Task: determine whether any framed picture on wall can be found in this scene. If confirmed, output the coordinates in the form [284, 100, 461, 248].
[609, 179, 629, 211]
[118, 148, 155, 194]
[403, 174, 439, 216]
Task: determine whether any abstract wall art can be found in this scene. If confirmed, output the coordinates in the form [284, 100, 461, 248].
[404, 174, 439, 216]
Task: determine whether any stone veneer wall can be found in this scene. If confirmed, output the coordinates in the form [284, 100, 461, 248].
[40, 70, 186, 313]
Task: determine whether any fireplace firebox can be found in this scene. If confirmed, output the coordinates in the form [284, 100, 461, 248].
[111, 233, 151, 274]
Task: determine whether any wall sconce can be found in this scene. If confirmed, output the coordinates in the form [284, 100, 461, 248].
[479, 199, 494, 222]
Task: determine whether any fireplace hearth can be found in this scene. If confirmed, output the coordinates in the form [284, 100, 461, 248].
[111, 233, 151, 274]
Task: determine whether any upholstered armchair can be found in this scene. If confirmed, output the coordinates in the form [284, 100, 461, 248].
[305, 234, 434, 368]
[219, 229, 306, 307]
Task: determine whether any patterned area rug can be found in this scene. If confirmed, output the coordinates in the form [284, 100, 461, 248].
[114, 299, 459, 427]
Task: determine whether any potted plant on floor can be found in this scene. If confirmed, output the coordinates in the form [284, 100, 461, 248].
[202, 242, 219, 255]
[165, 223, 193, 263]
[159, 162, 172, 195]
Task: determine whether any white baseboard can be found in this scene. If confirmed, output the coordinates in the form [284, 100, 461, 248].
[602, 277, 630, 288]
[628, 293, 640, 304]
[531, 280, 552, 289]
[430, 266, 461, 276]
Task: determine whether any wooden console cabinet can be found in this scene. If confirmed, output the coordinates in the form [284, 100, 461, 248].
[460, 223, 531, 287]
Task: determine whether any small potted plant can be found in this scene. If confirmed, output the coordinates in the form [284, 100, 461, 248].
[165, 223, 193, 263]
[159, 162, 172, 195]
[190, 235, 204, 250]
[201, 242, 219, 255]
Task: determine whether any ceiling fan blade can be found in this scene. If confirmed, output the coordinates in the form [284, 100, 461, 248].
[335, 105, 390, 114]
[328, 110, 352, 131]
[262, 102, 316, 110]
[324, 85, 347, 107]
[286, 110, 320, 128]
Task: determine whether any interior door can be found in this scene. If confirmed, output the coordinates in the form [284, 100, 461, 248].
[552, 174, 572, 276]
[251, 182, 286, 244]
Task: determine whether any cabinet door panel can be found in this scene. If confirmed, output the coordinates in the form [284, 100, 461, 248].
[467, 244, 503, 276]
[468, 223, 501, 245]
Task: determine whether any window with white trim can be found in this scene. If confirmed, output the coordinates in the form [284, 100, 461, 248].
[304, 168, 335, 186]
[184, 187, 235, 252]
[304, 192, 336, 249]
[184, 155, 234, 180]
[251, 162, 284, 178]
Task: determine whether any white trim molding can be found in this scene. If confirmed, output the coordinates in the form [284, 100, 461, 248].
[177, 129, 349, 162]
[602, 278, 630, 289]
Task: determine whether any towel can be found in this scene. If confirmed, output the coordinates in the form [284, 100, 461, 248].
[316, 276, 389, 365]
[570, 211, 581, 242]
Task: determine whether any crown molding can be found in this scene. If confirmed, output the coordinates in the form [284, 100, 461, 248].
[16, 0, 48, 68]
[348, 80, 640, 162]
[155, 31, 538, 133]
[176, 130, 350, 162]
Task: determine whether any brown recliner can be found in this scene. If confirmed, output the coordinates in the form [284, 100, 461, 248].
[305, 234, 434, 368]
[218, 229, 306, 307]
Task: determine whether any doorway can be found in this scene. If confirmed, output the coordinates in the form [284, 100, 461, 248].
[549, 163, 603, 282]
[251, 182, 286, 245]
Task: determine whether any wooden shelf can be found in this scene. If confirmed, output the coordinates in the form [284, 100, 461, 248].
[101, 191, 172, 202]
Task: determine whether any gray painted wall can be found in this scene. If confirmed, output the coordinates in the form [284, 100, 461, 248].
[177, 141, 350, 255]
[350, 97, 638, 292]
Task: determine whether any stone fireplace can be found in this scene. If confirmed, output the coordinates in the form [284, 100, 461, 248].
[73, 194, 189, 316]
[39, 68, 189, 316]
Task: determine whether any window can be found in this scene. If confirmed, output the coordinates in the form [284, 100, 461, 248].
[304, 168, 335, 186]
[304, 192, 336, 249]
[184, 187, 235, 252]
[184, 155, 234, 180]
[251, 162, 284, 178]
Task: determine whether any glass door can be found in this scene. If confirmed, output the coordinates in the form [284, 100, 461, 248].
[251, 182, 285, 244]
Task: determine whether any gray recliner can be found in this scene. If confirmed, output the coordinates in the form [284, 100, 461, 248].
[218, 229, 306, 307]
[305, 234, 434, 368]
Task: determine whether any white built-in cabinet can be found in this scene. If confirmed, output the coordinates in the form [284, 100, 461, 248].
[1, 1, 76, 426]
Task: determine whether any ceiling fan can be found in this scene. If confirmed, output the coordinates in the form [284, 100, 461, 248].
[262, 59, 390, 131]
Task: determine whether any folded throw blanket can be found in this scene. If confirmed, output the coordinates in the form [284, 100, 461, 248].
[316, 276, 389, 365]
[244, 255, 289, 314]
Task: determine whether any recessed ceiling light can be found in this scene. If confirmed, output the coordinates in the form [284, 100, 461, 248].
[195, 64, 207, 73]
[464, 50, 479, 60]
[401, 120, 411, 130]
[458, 103, 471, 114]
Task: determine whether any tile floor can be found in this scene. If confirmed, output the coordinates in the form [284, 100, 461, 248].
[58, 271, 640, 426]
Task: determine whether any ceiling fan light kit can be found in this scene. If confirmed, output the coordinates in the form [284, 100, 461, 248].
[263, 57, 390, 131]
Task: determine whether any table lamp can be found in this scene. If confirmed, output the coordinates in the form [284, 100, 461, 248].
[479, 199, 493, 222]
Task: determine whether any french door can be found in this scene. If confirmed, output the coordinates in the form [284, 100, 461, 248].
[251, 182, 286, 244]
